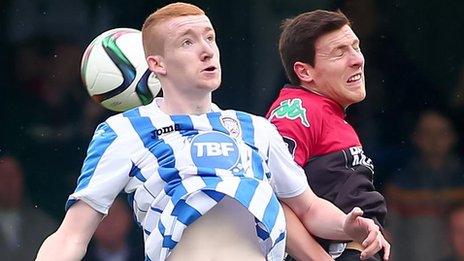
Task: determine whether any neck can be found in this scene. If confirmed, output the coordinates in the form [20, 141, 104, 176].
[160, 90, 212, 115]
[299, 83, 348, 110]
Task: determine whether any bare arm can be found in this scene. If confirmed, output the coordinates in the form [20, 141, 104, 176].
[281, 188, 349, 240]
[282, 202, 333, 261]
[280, 188, 390, 260]
[36, 200, 103, 261]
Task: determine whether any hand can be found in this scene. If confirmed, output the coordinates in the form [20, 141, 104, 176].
[343, 207, 390, 260]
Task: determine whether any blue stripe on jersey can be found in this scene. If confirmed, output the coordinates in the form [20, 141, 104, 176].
[256, 223, 270, 240]
[234, 178, 259, 207]
[124, 109, 189, 208]
[207, 113, 228, 133]
[129, 163, 146, 182]
[236, 111, 255, 146]
[203, 190, 225, 202]
[169, 183, 188, 204]
[148, 141, 176, 174]
[171, 199, 202, 225]
[251, 151, 264, 180]
[158, 222, 177, 249]
[170, 115, 198, 136]
[151, 206, 162, 213]
[169, 114, 204, 202]
[123, 109, 181, 181]
[145, 255, 152, 261]
[161, 167, 187, 203]
[123, 109, 155, 149]
[159, 168, 182, 189]
[261, 195, 280, 233]
[76, 123, 117, 192]
[163, 235, 177, 249]
[196, 166, 219, 177]
[158, 221, 165, 234]
[276, 231, 286, 244]
[156, 218, 178, 252]
[202, 176, 221, 190]
[123, 109, 174, 168]
[236, 112, 264, 180]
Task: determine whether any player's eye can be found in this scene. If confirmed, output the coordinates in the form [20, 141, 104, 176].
[353, 44, 361, 52]
[333, 48, 344, 57]
[182, 39, 193, 47]
[206, 35, 215, 43]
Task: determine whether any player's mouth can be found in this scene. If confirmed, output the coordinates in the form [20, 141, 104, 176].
[347, 73, 362, 84]
[202, 66, 217, 73]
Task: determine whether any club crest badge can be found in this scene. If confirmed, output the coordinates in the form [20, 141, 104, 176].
[220, 116, 241, 138]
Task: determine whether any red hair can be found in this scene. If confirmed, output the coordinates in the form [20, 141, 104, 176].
[142, 2, 205, 55]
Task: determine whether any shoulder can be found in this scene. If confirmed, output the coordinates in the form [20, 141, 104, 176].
[295, 91, 328, 118]
[226, 109, 274, 128]
[90, 106, 154, 145]
[268, 90, 327, 129]
[220, 110, 277, 141]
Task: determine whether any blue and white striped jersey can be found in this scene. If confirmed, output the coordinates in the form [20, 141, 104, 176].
[67, 98, 309, 261]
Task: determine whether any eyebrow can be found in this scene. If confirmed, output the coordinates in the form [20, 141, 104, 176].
[333, 39, 359, 49]
[178, 27, 214, 38]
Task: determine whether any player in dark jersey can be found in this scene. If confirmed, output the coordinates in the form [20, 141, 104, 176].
[267, 10, 388, 261]
[36, 4, 389, 261]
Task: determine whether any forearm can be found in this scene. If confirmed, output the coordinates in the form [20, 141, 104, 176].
[301, 196, 351, 241]
[282, 189, 389, 260]
[36, 200, 103, 261]
[36, 232, 87, 261]
[283, 189, 351, 241]
[282, 203, 333, 261]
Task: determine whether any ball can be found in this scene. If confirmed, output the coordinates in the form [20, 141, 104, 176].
[81, 28, 161, 112]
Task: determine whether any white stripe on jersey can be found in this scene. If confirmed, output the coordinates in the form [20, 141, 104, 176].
[68, 98, 309, 261]
[249, 181, 273, 220]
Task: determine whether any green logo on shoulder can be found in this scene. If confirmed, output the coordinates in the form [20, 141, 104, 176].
[270, 98, 310, 127]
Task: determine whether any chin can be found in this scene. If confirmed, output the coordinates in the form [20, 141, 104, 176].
[353, 86, 366, 100]
[202, 79, 221, 90]
[356, 96, 366, 103]
[347, 91, 366, 105]
[198, 84, 219, 92]
[354, 92, 366, 102]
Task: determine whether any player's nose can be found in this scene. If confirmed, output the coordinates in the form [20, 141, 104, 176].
[200, 40, 214, 61]
[349, 48, 364, 68]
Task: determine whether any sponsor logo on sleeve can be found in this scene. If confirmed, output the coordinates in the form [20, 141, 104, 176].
[349, 146, 374, 172]
[269, 98, 310, 127]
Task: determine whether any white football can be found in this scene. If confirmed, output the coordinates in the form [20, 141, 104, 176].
[81, 28, 161, 112]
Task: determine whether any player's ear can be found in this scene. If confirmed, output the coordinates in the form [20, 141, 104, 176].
[147, 55, 167, 76]
[294, 62, 314, 83]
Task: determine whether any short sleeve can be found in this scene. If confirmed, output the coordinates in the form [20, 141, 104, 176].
[66, 121, 133, 214]
[265, 122, 309, 198]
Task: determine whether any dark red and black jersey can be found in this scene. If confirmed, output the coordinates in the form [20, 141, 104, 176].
[267, 84, 386, 227]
